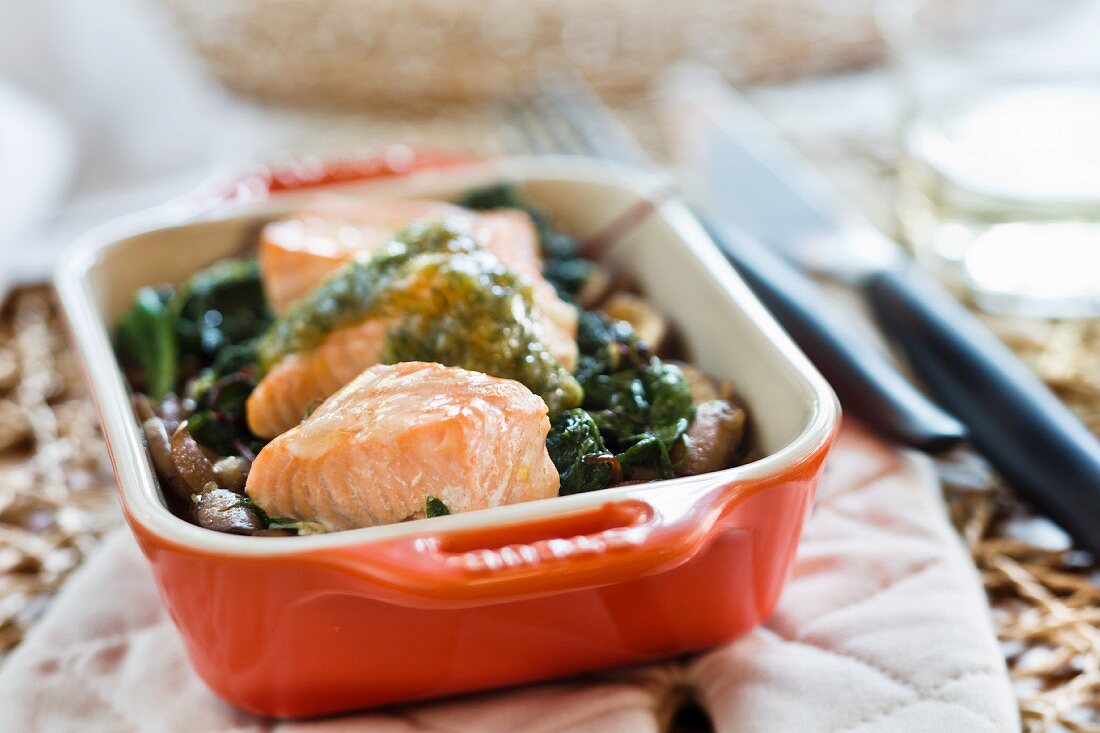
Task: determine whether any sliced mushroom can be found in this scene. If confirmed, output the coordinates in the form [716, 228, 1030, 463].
[676, 400, 746, 476]
[192, 488, 265, 534]
[142, 417, 192, 502]
[576, 264, 612, 308]
[600, 293, 667, 352]
[132, 394, 157, 423]
[212, 456, 249, 492]
[672, 362, 721, 406]
[170, 422, 218, 492]
[158, 393, 184, 432]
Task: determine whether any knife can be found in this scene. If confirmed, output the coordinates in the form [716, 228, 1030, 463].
[532, 71, 966, 453]
[659, 63, 1100, 554]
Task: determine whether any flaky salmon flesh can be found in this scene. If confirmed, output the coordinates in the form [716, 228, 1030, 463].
[260, 198, 466, 314]
[259, 197, 577, 368]
[247, 318, 392, 440]
[247, 198, 579, 439]
[245, 362, 559, 531]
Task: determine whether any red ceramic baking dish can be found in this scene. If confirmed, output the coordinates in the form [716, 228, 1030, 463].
[55, 154, 839, 718]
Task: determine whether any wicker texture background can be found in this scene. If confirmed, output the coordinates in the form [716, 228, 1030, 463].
[160, 0, 881, 106]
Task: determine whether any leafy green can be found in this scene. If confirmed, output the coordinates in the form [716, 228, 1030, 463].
[574, 310, 649, 381]
[578, 362, 694, 481]
[640, 363, 695, 443]
[186, 372, 263, 456]
[455, 183, 525, 212]
[617, 436, 675, 478]
[116, 286, 178, 399]
[546, 363, 693, 489]
[167, 257, 269, 455]
[230, 496, 269, 523]
[425, 497, 451, 518]
[546, 409, 618, 495]
[118, 258, 268, 402]
[231, 498, 325, 535]
[173, 258, 271, 363]
[208, 341, 261, 378]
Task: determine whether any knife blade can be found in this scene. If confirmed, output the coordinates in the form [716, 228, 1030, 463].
[659, 62, 1100, 554]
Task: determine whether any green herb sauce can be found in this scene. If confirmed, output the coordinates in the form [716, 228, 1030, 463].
[256, 221, 582, 415]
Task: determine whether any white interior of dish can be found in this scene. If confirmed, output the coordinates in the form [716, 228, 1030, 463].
[55, 157, 837, 555]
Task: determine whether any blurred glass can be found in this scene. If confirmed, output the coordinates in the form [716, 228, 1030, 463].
[878, 0, 1100, 317]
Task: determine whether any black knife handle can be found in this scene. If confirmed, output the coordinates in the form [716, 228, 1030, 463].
[865, 261, 1100, 553]
[701, 219, 967, 452]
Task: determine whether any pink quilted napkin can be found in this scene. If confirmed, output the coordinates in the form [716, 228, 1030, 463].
[0, 424, 1019, 732]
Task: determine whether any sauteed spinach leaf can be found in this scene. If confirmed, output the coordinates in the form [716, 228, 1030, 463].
[546, 409, 618, 495]
[174, 258, 271, 363]
[425, 497, 451, 518]
[546, 313, 694, 492]
[116, 286, 178, 400]
[116, 257, 270, 462]
[580, 361, 693, 480]
[574, 310, 649, 381]
[186, 370, 264, 456]
[119, 257, 270, 390]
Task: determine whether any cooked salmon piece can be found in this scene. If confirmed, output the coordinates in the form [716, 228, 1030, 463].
[260, 198, 578, 366]
[246, 318, 392, 439]
[260, 198, 470, 314]
[247, 200, 580, 439]
[246, 362, 559, 531]
[260, 200, 576, 356]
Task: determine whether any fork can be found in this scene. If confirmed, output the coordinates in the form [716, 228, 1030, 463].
[499, 72, 967, 453]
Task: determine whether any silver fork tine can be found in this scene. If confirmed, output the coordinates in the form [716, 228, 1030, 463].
[498, 93, 585, 156]
[499, 70, 647, 163]
[535, 71, 652, 167]
[499, 97, 556, 155]
[524, 84, 601, 157]
[522, 91, 587, 155]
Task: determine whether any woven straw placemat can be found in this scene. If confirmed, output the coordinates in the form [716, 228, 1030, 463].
[0, 101, 1096, 731]
[160, 0, 881, 107]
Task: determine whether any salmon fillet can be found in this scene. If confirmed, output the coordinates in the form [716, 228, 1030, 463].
[246, 362, 559, 530]
[260, 199, 577, 366]
[247, 319, 392, 439]
[247, 199, 579, 439]
[260, 198, 469, 314]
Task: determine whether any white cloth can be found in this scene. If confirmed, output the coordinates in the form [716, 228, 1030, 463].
[0, 426, 1019, 732]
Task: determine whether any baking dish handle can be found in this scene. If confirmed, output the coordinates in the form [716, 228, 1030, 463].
[148, 147, 478, 224]
[317, 476, 760, 605]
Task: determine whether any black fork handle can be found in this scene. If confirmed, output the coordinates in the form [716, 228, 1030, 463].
[702, 218, 967, 452]
[865, 261, 1100, 554]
